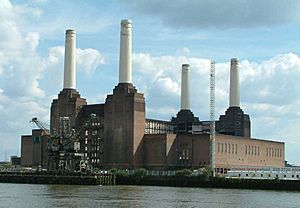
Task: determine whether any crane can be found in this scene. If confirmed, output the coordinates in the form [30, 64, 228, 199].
[30, 116, 88, 172]
[30, 117, 50, 135]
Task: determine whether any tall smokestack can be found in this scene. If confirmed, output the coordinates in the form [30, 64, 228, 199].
[119, 19, 132, 84]
[229, 58, 240, 107]
[63, 29, 76, 89]
[181, 64, 190, 110]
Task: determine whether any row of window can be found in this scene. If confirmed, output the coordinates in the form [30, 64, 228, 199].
[179, 149, 190, 162]
[91, 159, 100, 163]
[218, 143, 283, 158]
[242, 173, 298, 178]
[85, 130, 100, 135]
[217, 143, 238, 154]
[266, 147, 282, 158]
[245, 145, 260, 156]
[83, 153, 100, 160]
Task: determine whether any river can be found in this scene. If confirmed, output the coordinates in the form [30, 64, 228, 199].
[0, 183, 299, 208]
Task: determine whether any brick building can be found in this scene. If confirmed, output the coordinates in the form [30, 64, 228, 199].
[21, 20, 285, 172]
[20, 129, 48, 167]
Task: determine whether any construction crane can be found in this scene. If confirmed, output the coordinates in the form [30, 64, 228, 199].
[30, 117, 50, 135]
[210, 60, 216, 176]
[30, 117, 86, 172]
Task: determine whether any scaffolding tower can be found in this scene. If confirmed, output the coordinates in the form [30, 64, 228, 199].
[210, 60, 216, 176]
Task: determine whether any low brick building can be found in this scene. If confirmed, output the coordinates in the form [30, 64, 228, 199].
[21, 129, 48, 167]
[140, 133, 284, 172]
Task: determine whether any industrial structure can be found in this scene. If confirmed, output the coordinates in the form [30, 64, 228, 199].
[21, 19, 285, 174]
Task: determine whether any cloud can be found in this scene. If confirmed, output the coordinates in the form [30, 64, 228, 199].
[123, 0, 300, 29]
[147, 106, 178, 118]
[176, 47, 190, 56]
[77, 48, 105, 75]
[241, 53, 300, 106]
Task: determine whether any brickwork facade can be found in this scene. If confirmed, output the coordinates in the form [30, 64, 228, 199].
[103, 83, 145, 168]
[21, 129, 48, 167]
[50, 89, 86, 133]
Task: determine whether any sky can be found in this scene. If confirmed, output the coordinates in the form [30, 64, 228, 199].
[0, 0, 300, 165]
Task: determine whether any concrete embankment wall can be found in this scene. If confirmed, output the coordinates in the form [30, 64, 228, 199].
[0, 172, 115, 185]
[117, 175, 300, 191]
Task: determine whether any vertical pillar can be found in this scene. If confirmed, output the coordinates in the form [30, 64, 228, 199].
[229, 58, 240, 107]
[119, 19, 132, 83]
[63, 29, 76, 89]
[181, 64, 190, 110]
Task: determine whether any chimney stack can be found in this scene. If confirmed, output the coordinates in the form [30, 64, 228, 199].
[63, 29, 76, 89]
[119, 19, 132, 84]
[181, 64, 190, 110]
[229, 58, 240, 107]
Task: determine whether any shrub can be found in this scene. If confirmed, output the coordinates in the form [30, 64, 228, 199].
[175, 169, 192, 177]
[133, 168, 147, 178]
[110, 168, 117, 174]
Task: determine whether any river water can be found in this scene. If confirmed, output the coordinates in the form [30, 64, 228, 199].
[0, 183, 299, 208]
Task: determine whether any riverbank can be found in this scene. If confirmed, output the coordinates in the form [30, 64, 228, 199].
[2, 171, 300, 191]
[116, 175, 300, 191]
[0, 172, 115, 185]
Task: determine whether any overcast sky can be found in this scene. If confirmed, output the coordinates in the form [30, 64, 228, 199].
[0, 0, 300, 165]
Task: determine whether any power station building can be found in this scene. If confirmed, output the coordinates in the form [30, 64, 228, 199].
[21, 19, 285, 173]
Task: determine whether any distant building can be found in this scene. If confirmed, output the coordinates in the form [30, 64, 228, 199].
[11, 156, 21, 166]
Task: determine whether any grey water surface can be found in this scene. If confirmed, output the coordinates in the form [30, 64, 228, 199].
[0, 183, 299, 208]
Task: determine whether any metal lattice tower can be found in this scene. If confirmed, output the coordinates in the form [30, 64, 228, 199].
[210, 60, 216, 176]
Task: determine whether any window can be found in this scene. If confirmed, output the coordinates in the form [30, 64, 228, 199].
[245, 145, 247, 155]
[235, 144, 237, 154]
[232, 144, 234, 154]
[251, 146, 253, 155]
[225, 143, 227, 153]
[255, 146, 257, 156]
[280, 149, 282, 157]
[33, 136, 40, 144]
[228, 143, 231, 154]
[266, 148, 268, 156]
[221, 143, 224, 153]
[258, 146, 260, 156]
[218, 143, 220, 152]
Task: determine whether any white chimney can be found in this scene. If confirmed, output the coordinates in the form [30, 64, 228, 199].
[63, 29, 76, 89]
[229, 58, 240, 107]
[181, 64, 190, 110]
[119, 19, 132, 84]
